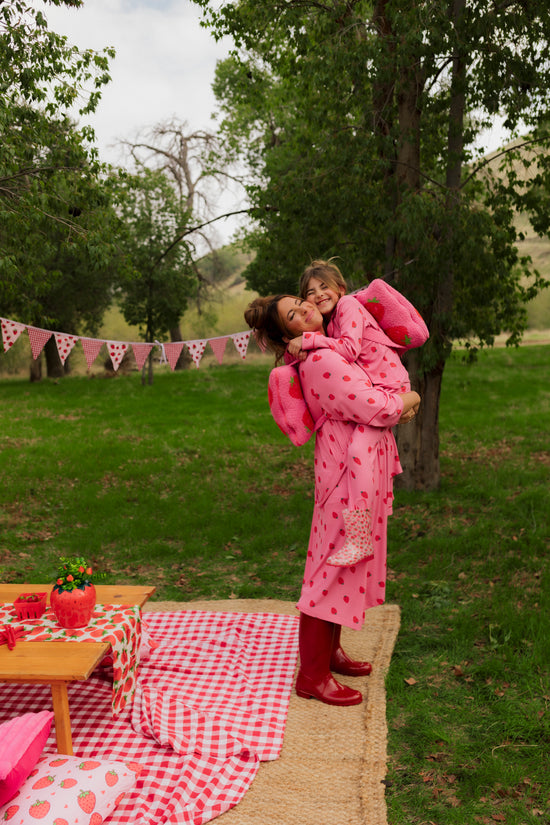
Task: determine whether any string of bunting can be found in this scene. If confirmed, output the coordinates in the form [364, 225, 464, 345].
[0, 317, 253, 371]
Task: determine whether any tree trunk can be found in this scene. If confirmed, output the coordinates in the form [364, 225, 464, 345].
[169, 324, 192, 370]
[395, 349, 443, 491]
[44, 337, 64, 379]
[29, 355, 42, 382]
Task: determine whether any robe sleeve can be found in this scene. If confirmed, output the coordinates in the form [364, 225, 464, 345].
[301, 296, 365, 363]
[300, 349, 404, 428]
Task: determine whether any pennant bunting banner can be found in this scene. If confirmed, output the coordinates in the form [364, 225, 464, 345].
[209, 336, 228, 365]
[231, 331, 251, 360]
[107, 341, 129, 372]
[27, 326, 52, 360]
[164, 342, 186, 371]
[131, 342, 154, 371]
[81, 338, 105, 370]
[54, 333, 78, 365]
[1, 318, 26, 352]
[186, 339, 207, 369]
[0, 316, 261, 371]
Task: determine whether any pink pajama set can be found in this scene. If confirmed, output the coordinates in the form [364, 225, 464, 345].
[295, 348, 405, 629]
[300, 294, 410, 512]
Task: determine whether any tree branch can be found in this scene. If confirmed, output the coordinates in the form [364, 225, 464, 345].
[154, 208, 252, 266]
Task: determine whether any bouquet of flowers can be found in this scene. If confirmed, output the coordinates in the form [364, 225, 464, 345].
[53, 556, 99, 593]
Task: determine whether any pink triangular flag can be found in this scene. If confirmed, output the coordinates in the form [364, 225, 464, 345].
[164, 342, 185, 371]
[1, 318, 26, 352]
[27, 326, 52, 360]
[209, 336, 229, 365]
[54, 332, 78, 365]
[81, 338, 104, 370]
[231, 331, 251, 360]
[186, 339, 207, 369]
[132, 342, 154, 371]
[106, 341, 129, 372]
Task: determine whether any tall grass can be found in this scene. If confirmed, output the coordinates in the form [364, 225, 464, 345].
[0, 345, 548, 822]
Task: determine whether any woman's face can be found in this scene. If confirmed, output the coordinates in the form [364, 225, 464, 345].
[303, 276, 344, 316]
[277, 296, 324, 339]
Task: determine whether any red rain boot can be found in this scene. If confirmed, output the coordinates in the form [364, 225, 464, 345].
[330, 623, 372, 677]
[295, 613, 363, 706]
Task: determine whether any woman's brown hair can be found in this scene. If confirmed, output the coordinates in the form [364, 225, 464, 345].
[244, 295, 294, 364]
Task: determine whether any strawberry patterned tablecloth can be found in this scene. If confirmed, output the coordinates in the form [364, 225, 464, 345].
[0, 603, 141, 715]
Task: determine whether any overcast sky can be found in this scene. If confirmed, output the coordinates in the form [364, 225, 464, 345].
[42, 0, 510, 159]
[42, 0, 232, 164]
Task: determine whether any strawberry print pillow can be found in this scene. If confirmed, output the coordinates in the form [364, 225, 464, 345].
[268, 363, 318, 446]
[0, 755, 142, 824]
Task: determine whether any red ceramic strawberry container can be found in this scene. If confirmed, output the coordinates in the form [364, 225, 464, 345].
[14, 592, 47, 620]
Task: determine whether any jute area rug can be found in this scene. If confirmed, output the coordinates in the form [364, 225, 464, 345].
[143, 599, 401, 825]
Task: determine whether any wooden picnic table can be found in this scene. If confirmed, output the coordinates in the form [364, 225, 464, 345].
[0, 583, 156, 608]
[0, 583, 155, 754]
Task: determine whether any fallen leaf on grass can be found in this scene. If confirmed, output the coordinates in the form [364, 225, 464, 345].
[404, 676, 417, 686]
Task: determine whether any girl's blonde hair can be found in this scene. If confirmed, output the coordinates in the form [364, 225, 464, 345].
[299, 258, 348, 299]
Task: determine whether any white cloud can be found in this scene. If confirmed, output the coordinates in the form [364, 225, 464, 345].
[41, 0, 232, 164]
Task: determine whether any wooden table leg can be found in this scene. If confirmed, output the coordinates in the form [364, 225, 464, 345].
[50, 683, 73, 755]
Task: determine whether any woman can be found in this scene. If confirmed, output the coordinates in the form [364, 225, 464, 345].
[245, 295, 420, 707]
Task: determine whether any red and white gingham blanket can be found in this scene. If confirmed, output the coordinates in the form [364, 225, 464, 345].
[0, 610, 299, 824]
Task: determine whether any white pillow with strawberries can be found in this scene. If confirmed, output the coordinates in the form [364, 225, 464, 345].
[0, 754, 142, 824]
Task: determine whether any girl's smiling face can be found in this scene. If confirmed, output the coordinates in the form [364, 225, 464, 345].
[277, 297, 324, 339]
[303, 276, 344, 316]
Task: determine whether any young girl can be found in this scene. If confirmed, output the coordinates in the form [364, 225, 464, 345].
[287, 259, 421, 566]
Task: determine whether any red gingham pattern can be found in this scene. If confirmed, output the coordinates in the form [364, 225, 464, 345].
[0, 610, 299, 824]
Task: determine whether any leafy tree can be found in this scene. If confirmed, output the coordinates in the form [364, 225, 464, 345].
[1, 0, 119, 377]
[117, 119, 246, 371]
[193, 0, 550, 490]
[115, 167, 198, 384]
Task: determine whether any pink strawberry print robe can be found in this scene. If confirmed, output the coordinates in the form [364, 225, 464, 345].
[301, 294, 410, 511]
[295, 348, 405, 629]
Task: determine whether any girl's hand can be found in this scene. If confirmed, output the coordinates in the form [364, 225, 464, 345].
[287, 336, 305, 359]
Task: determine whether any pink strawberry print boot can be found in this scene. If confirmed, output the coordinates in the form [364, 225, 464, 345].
[327, 508, 374, 567]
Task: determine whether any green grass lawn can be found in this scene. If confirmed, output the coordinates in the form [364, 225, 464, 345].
[0, 345, 548, 823]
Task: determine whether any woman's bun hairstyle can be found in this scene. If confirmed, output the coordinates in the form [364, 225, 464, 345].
[244, 295, 292, 363]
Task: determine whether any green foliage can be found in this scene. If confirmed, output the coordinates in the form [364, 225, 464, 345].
[0, 0, 120, 338]
[195, 0, 550, 350]
[114, 168, 197, 342]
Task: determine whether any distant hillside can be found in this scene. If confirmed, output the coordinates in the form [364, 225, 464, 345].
[483, 138, 550, 329]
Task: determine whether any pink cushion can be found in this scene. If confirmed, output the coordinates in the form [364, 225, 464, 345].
[0, 755, 142, 823]
[0, 712, 54, 806]
[268, 363, 317, 446]
[354, 278, 429, 350]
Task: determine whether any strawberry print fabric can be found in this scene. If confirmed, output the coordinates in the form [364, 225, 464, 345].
[0, 610, 299, 825]
[302, 294, 411, 511]
[295, 349, 405, 628]
[0, 754, 141, 824]
[1, 319, 26, 352]
[354, 277, 430, 350]
[53, 333, 78, 365]
[231, 331, 251, 359]
[0, 604, 141, 716]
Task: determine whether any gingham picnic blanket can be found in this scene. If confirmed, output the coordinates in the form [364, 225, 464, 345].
[0, 610, 299, 824]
